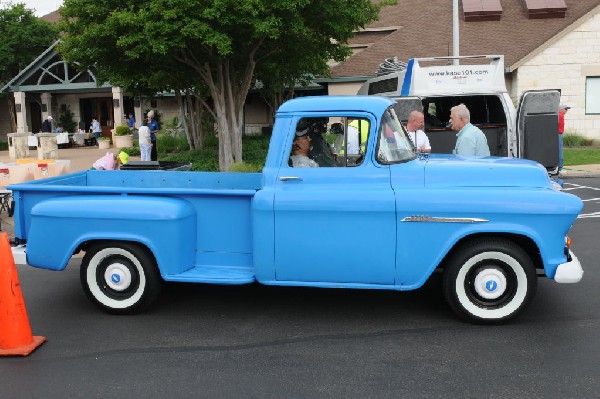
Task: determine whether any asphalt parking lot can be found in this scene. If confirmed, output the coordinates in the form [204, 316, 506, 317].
[1, 171, 599, 398]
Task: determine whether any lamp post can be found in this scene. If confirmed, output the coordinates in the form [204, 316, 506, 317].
[453, 0, 459, 65]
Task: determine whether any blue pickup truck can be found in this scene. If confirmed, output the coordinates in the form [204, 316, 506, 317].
[9, 96, 583, 324]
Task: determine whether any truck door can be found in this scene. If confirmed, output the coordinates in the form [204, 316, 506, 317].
[272, 115, 396, 285]
[516, 89, 560, 169]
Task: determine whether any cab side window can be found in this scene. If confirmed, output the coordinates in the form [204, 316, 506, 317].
[288, 117, 370, 168]
[329, 117, 370, 167]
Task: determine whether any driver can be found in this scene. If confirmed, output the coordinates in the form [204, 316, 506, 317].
[290, 127, 319, 168]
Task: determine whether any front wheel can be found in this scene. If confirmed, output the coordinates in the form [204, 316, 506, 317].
[80, 241, 162, 314]
[443, 238, 537, 324]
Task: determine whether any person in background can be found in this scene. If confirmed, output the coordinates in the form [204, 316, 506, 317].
[128, 112, 136, 129]
[449, 104, 490, 156]
[41, 115, 53, 132]
[91, 117, 101, 147]
[138, 119, 152, 162]
[406, 110, 431, 153]
[147, 110, 159, 161]
[91, 151, 129, 170]
[558, 103, 570, 174]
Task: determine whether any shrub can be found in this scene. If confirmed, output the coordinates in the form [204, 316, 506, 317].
[157, 134, 189, 153]
[115, 125, 131, 136]
[0, 140, 8, 151]
[119, 146, 140, 156]
[58, 105, 77, 133]
[563, 133, 593, 147]
[158, 131, 270, 171]
[228, 162, 262, 172]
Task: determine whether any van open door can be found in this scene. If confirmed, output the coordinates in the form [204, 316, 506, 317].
[392, 97, 423, 124]
[516, 89, 560, 170]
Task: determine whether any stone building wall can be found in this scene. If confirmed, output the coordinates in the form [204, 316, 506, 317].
[512, 10, 600, 140]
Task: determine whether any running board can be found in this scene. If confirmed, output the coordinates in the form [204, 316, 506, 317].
[163, 265, 256, 284]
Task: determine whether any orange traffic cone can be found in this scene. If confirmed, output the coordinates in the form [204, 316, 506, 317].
[0, 232, 46, 356]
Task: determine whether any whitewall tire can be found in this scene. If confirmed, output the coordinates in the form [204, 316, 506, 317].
[443, 238, 537, 324]
[80, 241, 162, 314]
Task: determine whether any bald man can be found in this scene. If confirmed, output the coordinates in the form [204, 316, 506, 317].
[406, 110, 431, 153]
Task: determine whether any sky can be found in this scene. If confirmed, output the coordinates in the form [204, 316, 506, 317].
[4, 0, 63, 17]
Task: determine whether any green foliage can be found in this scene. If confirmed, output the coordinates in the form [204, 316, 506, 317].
[324, 133, 337, 145]
[114, 125, 131, 136]
[161, 148, 220, 171]
[563, 149, 600, 166]
[228, 162, 263, 173]
[162, 117, 179, 130]
[0, 3, 58, 86]
[57, 0, 390, 170]
[563, 133, 594, 147]
[0, 140, 8, 151]
[159, 134, 270, 171]
[118, 146, 141, 156]
[241, 135, 271, 166]
[156, 134, 189, 153]
[58, 105, 77, 132]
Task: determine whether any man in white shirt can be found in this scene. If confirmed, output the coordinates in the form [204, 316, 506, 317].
[406, 111, 431, 153]
[138, 120, 152, 161]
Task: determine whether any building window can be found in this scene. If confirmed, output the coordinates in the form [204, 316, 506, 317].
[586, 77, 600, 115]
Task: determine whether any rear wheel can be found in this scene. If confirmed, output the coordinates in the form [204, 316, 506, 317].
[443, 238, 537, 324]
[80, 241, 162, 314]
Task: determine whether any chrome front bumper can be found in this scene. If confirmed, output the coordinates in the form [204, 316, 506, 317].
[554, 250, 583, 283]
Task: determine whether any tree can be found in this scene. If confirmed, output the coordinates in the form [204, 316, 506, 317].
[0, 2, 58, 132]
[58, 0, 387, 171]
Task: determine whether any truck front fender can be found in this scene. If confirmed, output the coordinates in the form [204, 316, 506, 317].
[397, 219, 567, 289]
[25, 195, 196, 275]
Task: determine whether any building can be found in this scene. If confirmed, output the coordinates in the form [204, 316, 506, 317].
[326, 0, 600, 140]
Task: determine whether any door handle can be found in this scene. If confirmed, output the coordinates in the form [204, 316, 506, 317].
[279, 176, 303, 181]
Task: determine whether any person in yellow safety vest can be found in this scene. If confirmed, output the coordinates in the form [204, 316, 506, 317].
[339, 118, 369, 155]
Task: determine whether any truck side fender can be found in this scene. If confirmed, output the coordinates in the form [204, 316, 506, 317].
[25, 195, 197, 275]
[397, 221, 558, 289]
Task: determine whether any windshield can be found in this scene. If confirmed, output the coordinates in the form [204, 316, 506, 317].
[376, 107, 416, 164]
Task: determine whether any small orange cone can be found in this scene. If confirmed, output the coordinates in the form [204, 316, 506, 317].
[0, 232, 46, 356]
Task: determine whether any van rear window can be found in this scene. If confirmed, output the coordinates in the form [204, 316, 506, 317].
[368, 77, 398, 95]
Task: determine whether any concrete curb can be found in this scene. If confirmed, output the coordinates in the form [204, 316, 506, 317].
[561, 173, 600, 179]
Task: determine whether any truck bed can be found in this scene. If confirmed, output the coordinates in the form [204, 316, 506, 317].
[9, 170, 263, 278]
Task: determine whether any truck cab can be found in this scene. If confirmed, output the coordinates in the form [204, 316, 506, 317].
[357, 55, 561, 173]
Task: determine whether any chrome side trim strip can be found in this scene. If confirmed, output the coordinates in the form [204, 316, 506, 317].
[401, 215, 489, 223]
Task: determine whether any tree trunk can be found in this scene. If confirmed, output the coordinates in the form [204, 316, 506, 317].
[176, 89, 208, 150]
[189, 91, 204, 149]
[197, 56, 256, 171]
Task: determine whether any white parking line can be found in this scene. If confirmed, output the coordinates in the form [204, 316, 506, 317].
[562, 183, 600, 191]
[578, 212, 600, 219]
[581, 197, 600, 202]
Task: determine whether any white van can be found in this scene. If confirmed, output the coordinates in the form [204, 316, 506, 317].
[357, 55, 561, 172]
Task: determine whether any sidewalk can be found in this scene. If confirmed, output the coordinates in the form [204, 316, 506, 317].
[560, 164, 600, 179]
